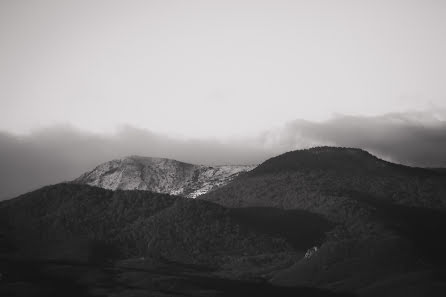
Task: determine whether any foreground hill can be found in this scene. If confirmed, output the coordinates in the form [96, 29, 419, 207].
[0, 183, 344, 296]
[74, 156, 255, 198]
[0, 183, 333, 274]
[201, 147, 446, 295]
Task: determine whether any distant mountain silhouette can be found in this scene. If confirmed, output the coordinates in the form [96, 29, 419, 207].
[202, 146, 446, 210]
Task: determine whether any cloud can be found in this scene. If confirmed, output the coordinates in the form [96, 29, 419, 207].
[0, 125, 268, 199]
[1, 111, 446, 200]
[261, 110, 446, 167]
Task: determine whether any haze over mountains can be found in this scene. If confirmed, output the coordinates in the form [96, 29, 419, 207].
[1, 110, 446, 200]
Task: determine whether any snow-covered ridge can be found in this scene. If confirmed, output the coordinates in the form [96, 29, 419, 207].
[74, 156, 256, 198]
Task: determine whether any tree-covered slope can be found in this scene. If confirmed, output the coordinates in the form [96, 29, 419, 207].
[0, 183, 332, 275]
[201, 147, 446, 294]
[202, 147, 446, 213]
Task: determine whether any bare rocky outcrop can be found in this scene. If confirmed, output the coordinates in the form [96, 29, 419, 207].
[74, 156, 255, 198]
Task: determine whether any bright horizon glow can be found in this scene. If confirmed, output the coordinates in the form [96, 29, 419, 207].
[1, 0, 445, 139]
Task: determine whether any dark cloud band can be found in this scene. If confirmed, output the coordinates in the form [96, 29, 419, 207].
[1, 111, 445, 200]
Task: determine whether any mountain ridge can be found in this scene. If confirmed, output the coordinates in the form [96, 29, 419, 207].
[251, 147, 445, 177]
[74, 155, 256, 198]
[203, 146, 446, 210]
[3, 147, 446, 296]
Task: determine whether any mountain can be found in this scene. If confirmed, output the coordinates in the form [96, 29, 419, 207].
[201, 147, 446, 295]
[202, 147, 446, 211]
[3, 147, 446, 296]
[74, 156, 255, 198]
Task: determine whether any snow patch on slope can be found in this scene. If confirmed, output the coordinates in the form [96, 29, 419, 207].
[74, 156, 255, 198]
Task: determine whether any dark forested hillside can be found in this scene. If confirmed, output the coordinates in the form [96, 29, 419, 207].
[2, 147, 446, 296]
[201, 147, 446, 295]
[0, 183, 342, 296]
[0, 183, 333, 273]
[202, 147, 446, 211]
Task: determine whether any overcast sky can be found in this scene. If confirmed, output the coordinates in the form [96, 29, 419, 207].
[1, 0, 445, 138]
[1, 1, 446, 199]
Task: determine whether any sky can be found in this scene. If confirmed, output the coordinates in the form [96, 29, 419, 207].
[1, 0, 445, 138]
[1, 0, 446, 199]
